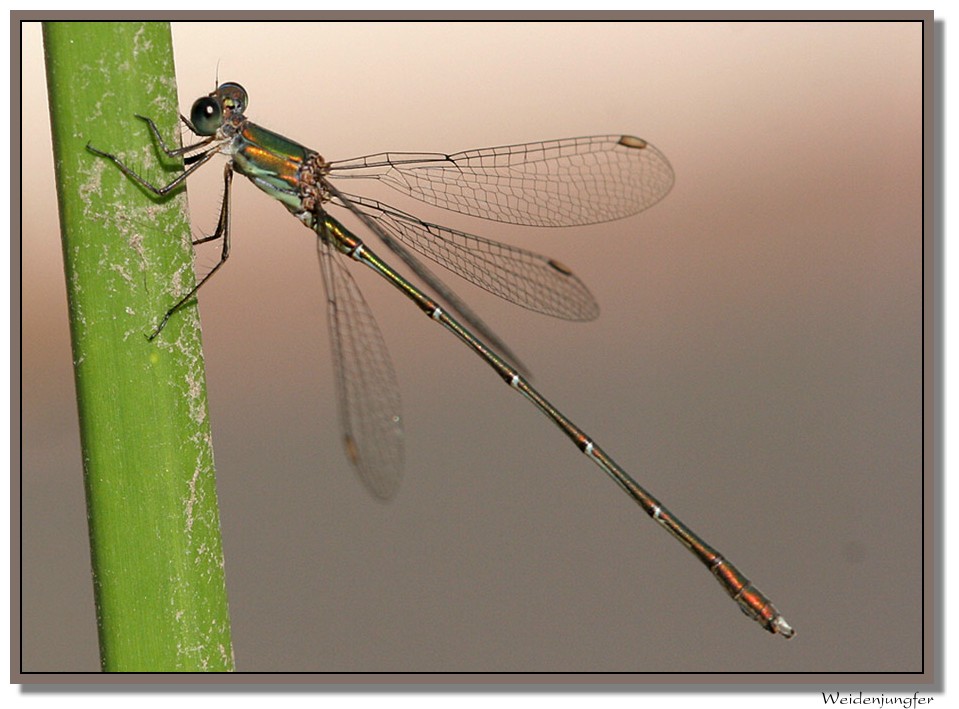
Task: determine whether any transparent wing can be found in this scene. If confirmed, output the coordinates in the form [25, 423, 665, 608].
[317, 234, 403, 500]
[334, 192, 599, 322]
[326, 189, 529, 374]
[327, 135, 674, 227]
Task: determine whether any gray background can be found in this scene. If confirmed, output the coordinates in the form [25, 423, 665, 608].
[22, 21, 922, 672]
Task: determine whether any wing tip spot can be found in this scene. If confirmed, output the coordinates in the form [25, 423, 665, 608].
[344, 434, 360, 466]
[618, 135, 648, 149]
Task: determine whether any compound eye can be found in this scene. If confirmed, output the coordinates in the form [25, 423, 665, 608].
[190, 97, 222, 136]
[218, 82, 248, 114]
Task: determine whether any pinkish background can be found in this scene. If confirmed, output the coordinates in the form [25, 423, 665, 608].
[22, 21, 922, 672]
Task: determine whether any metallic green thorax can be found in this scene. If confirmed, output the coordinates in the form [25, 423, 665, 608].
[230, 122, 315, 212]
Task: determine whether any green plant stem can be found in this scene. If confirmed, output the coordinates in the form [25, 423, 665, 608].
[43, 21, 234, 672]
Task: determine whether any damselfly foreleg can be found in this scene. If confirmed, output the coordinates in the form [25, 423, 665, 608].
[86, 139, 220, 198]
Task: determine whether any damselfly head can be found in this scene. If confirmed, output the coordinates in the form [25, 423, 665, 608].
[189, 82, 248, 136]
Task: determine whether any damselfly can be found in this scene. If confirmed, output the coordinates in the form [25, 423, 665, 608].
[88, 82, 794, 638]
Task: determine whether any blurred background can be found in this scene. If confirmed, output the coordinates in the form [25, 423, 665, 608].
[22, 21, 922, 672]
